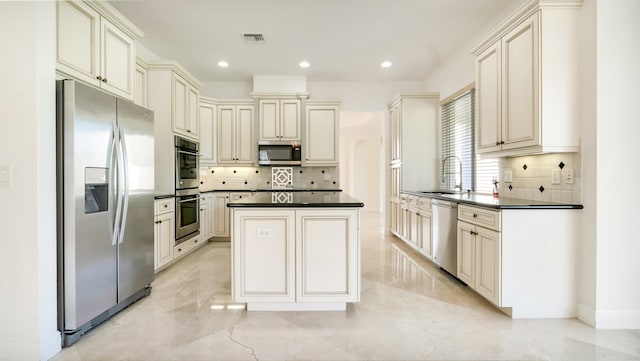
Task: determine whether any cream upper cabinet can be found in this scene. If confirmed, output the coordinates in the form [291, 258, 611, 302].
[147, 62, 202, 195]
[199, 98, 216, 165]
[217, 103, 255, 165]
[473, 1, 581, 156]
[258, 99, 301, 142]
[304, 101, 340, 166]
[476, 42, 502, 153]
[172, 73, 199, 140]
[389, 101, 401, 163]
[56, 0, 138, 101]
[134, 60, 148, 107]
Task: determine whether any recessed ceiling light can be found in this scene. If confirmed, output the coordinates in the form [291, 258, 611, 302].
[381, 61, 392, 68]
[299, 61, 310, 68]
[217, 61, 229, 68]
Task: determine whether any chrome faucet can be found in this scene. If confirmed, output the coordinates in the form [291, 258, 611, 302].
[442, 155, 463, 192]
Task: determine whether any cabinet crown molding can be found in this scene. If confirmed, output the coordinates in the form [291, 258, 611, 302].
[250, 92, 309, 100]
[145, 60, 202, 89]
[471, 0, 583, 56]
[85, 0, 145, 39]
[388, 93, 440, 107]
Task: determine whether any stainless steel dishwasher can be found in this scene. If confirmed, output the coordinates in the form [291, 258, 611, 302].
[431, 199, 458, 276]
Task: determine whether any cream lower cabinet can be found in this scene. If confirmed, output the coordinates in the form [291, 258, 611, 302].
[211, 193, 230, 237]
[199, 193, 214, 242]
[457, 220, 501, 306]
[211, 192, 252, 238]
[232, 208, 360, 310]
[154, 198, 175, 271]
[417, 199, 433, 260]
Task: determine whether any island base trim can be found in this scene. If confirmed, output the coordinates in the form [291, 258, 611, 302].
[246, 302, 347, 311]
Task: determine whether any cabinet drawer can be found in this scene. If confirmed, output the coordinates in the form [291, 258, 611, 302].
[418, 197, 431, 210]
[405, 195, 418, 207]
[173, 235, 202, 260]
[458, 205, 501, 231]
[155, 198, 174, 215]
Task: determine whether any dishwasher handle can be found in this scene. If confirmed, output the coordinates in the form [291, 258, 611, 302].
[431, 199, 457, 209]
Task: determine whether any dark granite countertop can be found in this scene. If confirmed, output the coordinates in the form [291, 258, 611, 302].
[227, 191, 363, 208]
[402, 190, 583, 210]
[201, 188, 342, 193]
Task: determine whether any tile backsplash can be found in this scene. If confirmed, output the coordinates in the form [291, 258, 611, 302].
[200, 166, 340, 191]
[499, 153, 582, 203]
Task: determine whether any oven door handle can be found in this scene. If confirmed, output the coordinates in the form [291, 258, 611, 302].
[177, 149, 199, 156]
[178, 196, 200, 203]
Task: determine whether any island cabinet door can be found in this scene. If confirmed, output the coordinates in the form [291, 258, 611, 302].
[232, 210, 295, 302]
[295, 209, 360, 303]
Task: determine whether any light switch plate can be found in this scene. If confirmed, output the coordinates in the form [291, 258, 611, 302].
[503, 169, 513, 183]
[0, 165, 11, 187]
[551, 169, 561, 185]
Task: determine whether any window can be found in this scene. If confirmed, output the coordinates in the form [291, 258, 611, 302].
[440, 88, 498, 193]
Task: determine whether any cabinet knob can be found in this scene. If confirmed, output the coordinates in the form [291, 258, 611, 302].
[178, 248, 182, 252]
[472, 213, 478, 218]
[501, 141, 505, 145]
[96, 75, 102, 81]
[163, 205, 168, 208]
[187, 129, 192, 133]
[495, 141, 500, 146]
[155, 220, 161, 224]
[102, 78, 107, 83]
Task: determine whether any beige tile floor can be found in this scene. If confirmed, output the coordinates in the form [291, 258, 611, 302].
[51, 211, 640, 361]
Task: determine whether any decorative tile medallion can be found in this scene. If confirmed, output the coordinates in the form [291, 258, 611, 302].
[272, 167, 293, 189]
[272, 192, 293, 203]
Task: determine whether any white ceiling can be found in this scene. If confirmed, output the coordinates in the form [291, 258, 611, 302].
[109, 0, 518, 83]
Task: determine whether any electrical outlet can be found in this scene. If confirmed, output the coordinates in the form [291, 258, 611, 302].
[257, 228, 273, 238]
[551, 169, 561, 185]
[564, 168, 574, 184]
[503, 169, 513, 183]
[0, 165, 11, 187]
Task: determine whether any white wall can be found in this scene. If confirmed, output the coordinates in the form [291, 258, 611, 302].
[0, 2, 59, 360]
[339, 112, 384, 212]
[577, 0, 598, 327]
[200, 80, 253, 99]
[594, 0, 640, 329]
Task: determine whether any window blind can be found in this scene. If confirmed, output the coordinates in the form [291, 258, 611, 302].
[440, 89, 498, 193]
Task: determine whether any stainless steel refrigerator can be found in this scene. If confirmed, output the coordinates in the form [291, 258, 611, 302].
[56, 80, 155, 347]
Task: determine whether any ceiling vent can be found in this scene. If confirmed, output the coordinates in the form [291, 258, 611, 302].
[242, 33, 265, 43]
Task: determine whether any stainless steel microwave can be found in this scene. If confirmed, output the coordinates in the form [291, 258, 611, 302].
[257, 141, 302, 166]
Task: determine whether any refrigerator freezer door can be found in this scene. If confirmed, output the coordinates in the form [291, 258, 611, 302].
[116, 99, 155, 301]
[61, 81, 118, 329]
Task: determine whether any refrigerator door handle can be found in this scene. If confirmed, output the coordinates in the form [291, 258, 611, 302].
[112, 126, 124, 246]
[110, 129, 121, 246]
[118, 129, 130, 244]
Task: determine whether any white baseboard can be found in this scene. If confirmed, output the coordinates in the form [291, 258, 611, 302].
[596, 310, 640, 329]
[577, 302, 596, 327]
[579, 302, 640, 329]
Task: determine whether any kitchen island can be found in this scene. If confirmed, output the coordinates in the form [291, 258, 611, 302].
[228, 192, 364, 311]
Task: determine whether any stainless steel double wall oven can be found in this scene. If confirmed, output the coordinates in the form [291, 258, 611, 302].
[175, 136, 200, 244]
